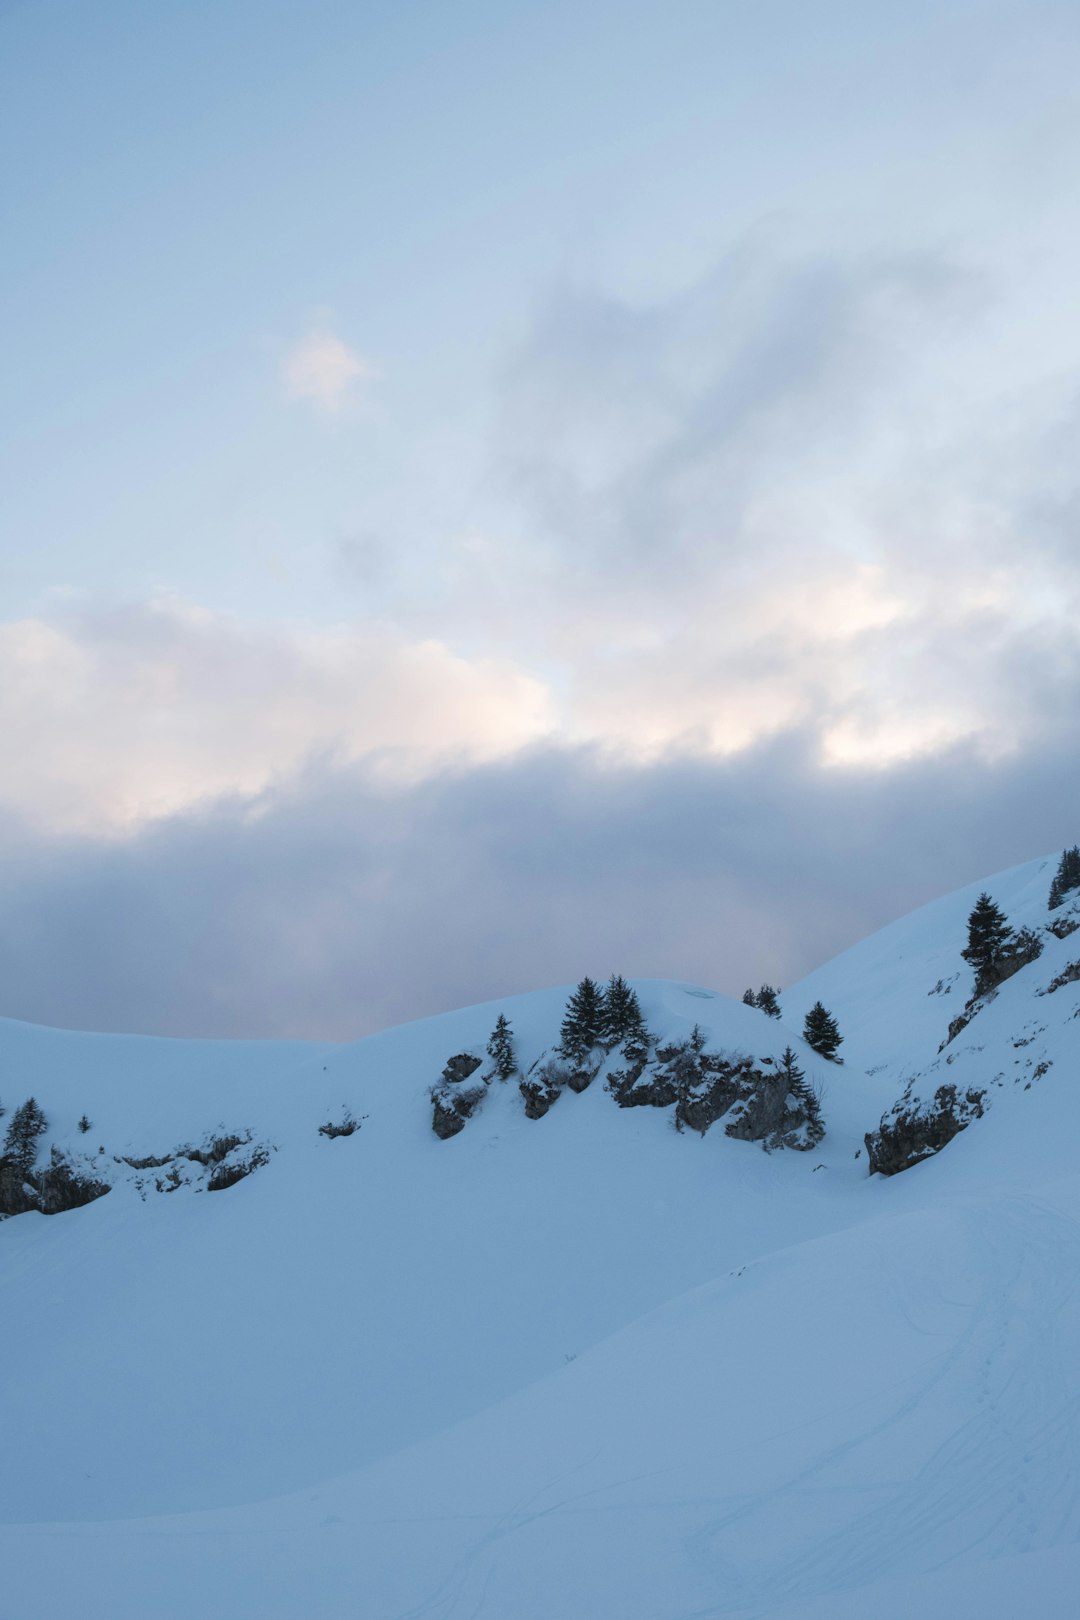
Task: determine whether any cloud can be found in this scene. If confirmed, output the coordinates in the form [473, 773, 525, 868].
[0, 599, 555, 833]
[0, 728, 1075, 1040]
[445, 238, 1080, 772]
[282, 327, 374, 411]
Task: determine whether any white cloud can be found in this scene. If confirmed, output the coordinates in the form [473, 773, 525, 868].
[0, 599, 555, 834]
[282, 328, 374, 411]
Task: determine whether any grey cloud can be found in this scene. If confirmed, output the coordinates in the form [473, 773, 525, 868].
[493, 242, 979, 587]
[0, 732, 1076, 1042]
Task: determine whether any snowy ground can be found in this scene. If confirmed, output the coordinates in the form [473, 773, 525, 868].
[1, 854, 1078, 1616]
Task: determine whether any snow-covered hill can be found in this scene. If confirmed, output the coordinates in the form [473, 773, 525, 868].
[1, 853, 1078, 1617]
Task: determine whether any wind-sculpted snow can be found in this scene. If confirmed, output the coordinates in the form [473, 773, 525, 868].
[1, 852, 1079, 1616]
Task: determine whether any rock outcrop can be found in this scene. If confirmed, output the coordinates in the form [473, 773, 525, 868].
[865, 1083, 986, 1176]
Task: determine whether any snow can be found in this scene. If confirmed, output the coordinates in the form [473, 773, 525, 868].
[1, 854, 1079, 1616]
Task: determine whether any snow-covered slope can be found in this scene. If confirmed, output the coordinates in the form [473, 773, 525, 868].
[1, 854, 1078, 1618]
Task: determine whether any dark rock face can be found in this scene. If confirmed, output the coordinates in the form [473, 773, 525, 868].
[0, 1148, 111, 1218]
[431, 1081, 486, 1139]
[564, 1060, 602, 1095]
[609, 1039, 822, 1150]
[972, 927, 1043, 998]
[942, 929, 1047, 1051]
[519, 1064, 565, 1120]
[319, 1115, 361, 1139]
[430, 1051, 489, 1138]
[442, 1053, 483, 1085]
[207, 1145, 271, 1191]
[35, 1149, 111, 1214]
[1047, 916, 1079, 941]
[865, 1083, 986, 1176]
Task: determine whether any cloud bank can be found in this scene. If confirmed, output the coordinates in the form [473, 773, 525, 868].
[0, 731, 1075, 1040]
[5, 240, 1080, 1036]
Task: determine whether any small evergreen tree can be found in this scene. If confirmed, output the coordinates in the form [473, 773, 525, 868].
[755, 985, 782, 1019]
[742, 988, 757, 1008]
[961, 893, 1014, 988]
[486, 1014, 516, 1081]
[803, 1001, 843, 1060]
[78, 1114, 92, 1134]
[778, 1046, 824, 1144]
[3, 1097, 48, 1179]
[559, 977, 606, 1064]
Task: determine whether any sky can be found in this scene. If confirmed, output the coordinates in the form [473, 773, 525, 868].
[2, 0, 1080, 1038]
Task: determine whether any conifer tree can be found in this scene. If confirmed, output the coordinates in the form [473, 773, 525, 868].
[961, 893, 1014, 987]
[778, 1046, 824, 1143]
[742, 989, 757, 1008]
[602, 974, 649, 1047]
[486, 1013, 516, 1081]
[755, 985, 782, 1019]
[559, 977, 606, 1064]
[803, 1001, 843, 1060]
[3, 1097, 48, 1179]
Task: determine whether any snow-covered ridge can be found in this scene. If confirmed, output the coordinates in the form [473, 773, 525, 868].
[2, 851, 1079, 1618]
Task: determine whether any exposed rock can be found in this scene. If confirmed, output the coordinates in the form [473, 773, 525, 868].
[564, 1058, 602, 1095]
[319, 1114, 361, 1139]
[610, 1038, 823, 1150]
[1040, 959, 1080, 996]
[865, 1083, 986, 1176]
[1047, 916, 1080, 941]
[519, 1060, 566, 1120]
[0, 1148, 111, 1218]
[431, 1081, 486, 1139]
[35, 1149, 111, 1215]
[207, 1145, 271, 1192]
[972, 927, 1043, 998]
[184, 1134, 248, 1167]
[441, 1053, 484, 1085]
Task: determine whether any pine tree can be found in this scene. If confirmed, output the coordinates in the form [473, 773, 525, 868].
[961, 893, 1014, 987]
[778, 1046, 824, 1143]
[755, 985, 782, 1019]
[602, 974, 649, 1048]
[486, 1014, 516, 1081]
[3, 1097, 48, 1179]
[559, 977, 606, 1064]
[742, 988, 757, 1007]
[802, 1001, 843, 1060]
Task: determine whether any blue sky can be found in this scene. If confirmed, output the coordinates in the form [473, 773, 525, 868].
[2, 0, 1079, 1034]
